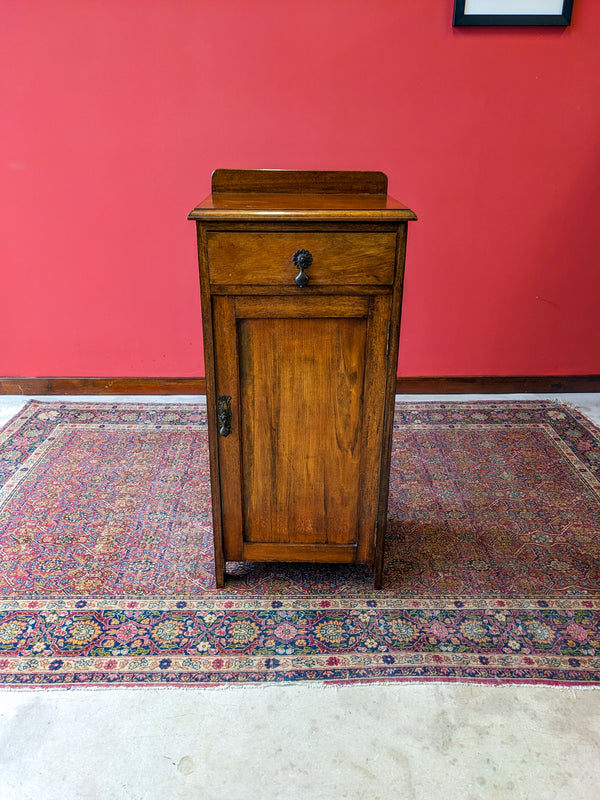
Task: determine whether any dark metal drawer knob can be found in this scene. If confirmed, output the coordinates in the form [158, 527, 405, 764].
[292, 249, 313, 287]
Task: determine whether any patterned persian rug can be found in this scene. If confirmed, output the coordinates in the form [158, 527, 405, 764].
[0, 400, 599, 687]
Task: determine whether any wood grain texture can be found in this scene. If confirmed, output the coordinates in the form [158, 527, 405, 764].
[233, 295, 370, 319]
[207, 231, 397, 286]
[211, 169, 388, 195]
[189, 170, 416, 223]
[242, 543, 357, 563]
[374, 224, 409, 588]
[354, 294, 392, 566]
[238, 315, 366, 548]
[211, 297, 245, 564]
[195, 225, 226, 586]
[209, 284, 392, 297]
[188, 192, 416, 222]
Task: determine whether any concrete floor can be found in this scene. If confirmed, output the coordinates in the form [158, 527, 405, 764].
[0, 393, 599, 800]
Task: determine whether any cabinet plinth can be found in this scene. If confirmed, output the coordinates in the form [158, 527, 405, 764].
[189, 170, 416, 588]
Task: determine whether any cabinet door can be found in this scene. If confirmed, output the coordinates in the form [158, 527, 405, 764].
[212, 294, 391, 565]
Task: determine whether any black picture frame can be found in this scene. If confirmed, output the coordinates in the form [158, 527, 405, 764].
[453, 0, 573, 26]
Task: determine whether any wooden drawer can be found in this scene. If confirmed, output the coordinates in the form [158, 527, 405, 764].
[206, 231, 397, 286]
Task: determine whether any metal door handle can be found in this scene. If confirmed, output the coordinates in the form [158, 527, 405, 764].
[217, 396, 232, 437]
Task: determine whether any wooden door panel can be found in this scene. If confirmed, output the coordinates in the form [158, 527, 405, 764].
[213, 293, 392, 565]
[238, 316, 367, 548]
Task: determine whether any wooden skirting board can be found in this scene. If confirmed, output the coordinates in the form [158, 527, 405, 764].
[0, 377, 206, 395]
[0, 376, 599, 395]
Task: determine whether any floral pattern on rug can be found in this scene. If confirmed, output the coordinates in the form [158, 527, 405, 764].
[0, 400, 599, 686]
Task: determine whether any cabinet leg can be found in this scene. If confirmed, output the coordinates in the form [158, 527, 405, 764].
[215, 562, 225, 589]
[373, 562, 383, 590]
[373, 525, 385, 589]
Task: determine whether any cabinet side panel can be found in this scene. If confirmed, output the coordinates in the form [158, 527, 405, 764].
[238, 316, 366, 547]
[375, 223, 409, 585]
[196, 224, 226, 585]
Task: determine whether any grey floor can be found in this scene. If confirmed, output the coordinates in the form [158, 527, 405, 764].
[0, 393, 599, 800]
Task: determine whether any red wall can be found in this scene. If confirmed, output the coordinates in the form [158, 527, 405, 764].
[2, 0, 599, 378]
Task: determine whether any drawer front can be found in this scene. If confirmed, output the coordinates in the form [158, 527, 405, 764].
[207, 231, 397, 286]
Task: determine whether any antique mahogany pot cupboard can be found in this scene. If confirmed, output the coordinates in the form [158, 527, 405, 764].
[188, 170, 416, 588]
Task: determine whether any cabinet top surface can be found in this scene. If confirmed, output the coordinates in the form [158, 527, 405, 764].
[188, 170, 417, 222]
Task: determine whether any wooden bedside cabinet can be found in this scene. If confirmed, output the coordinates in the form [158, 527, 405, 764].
[188, 169, 416, 588]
